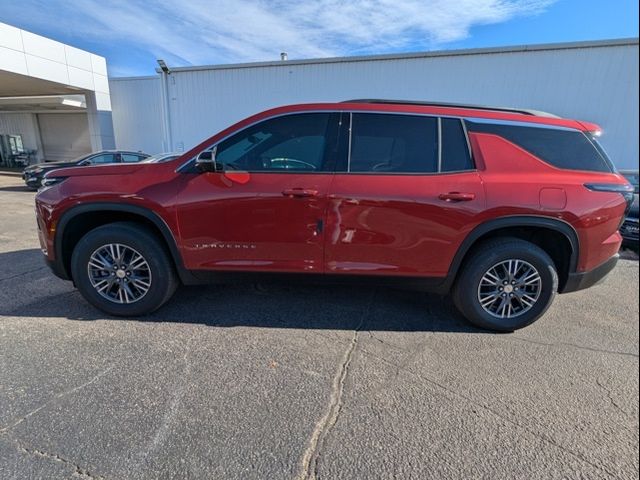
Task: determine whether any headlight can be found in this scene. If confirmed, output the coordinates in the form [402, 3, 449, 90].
[40, 176, 67, 188]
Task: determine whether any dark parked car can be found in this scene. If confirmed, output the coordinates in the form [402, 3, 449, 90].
[619, 170, 639, 250]
[35, 100, 634, 332]
[22, 150, 150, 189]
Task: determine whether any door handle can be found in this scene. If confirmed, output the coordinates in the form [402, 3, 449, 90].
[438, 192, 475, 202]
[282, 188, 319, 198]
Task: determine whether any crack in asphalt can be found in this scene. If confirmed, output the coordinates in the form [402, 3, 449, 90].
[596, 378, 630, 417]
[297, 292, 374, 480]
[509, 335, 639, 358]
[139, 335, 195, 468]
[12, 439, 105, 479]
[0, 266, 47, 283]
[355, 345, 620, 478]
[0, 366, 115, 435]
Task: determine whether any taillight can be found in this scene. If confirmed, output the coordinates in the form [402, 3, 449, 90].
[585, 183, 635, 218]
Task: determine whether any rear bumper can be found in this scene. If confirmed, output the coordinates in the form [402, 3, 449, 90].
[561, 253, 618, 293]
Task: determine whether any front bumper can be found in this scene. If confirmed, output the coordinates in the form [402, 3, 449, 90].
[561, 253, 619, 293]
[620, 217, 639, 246]
[44, 256, 70, 280]
[23, 172, 42, 187]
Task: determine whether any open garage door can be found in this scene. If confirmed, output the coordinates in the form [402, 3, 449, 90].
[38, 113, 91, 162]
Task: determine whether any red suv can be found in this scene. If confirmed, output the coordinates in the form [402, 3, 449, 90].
[34, 100, 634, 331]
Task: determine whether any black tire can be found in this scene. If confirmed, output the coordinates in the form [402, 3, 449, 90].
[71, 222, 178, 316]
[452, 237, 558, 332]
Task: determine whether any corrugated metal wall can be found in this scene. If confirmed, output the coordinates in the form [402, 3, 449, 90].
[0, 112, 40, 159]
[109, 76, 163, 154]
[110, 40, 639, 168]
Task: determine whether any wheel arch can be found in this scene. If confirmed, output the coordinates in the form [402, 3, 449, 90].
[444, 216, 579, 293]
[55, 203, 196, 284]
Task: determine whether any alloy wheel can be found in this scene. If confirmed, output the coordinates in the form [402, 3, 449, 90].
[87, 243, 152, 304]
[477, 259, 542, 319]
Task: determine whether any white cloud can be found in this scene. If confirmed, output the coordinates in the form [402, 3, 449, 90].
[2, 0, 556, 71]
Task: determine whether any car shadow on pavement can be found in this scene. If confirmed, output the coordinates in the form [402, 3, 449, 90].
[0, 185, 33, 192]
[2, 249, 481, 333]
[13, 284, 483, 333]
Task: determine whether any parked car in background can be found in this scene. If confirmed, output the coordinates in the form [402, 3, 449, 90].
[34, 100, 634, 332]
[619, 169, 639, 250]
[142, 152, 181, 163]
[22, 150, 150, 189]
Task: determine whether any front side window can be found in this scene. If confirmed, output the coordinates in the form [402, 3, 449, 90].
[349, 114, 438, 173]
[88, 154, 116, 164]
[466, 120, 613, 173]
[214, 113, 336, 172]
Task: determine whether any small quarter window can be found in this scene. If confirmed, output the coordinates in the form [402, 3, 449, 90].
[441, 118, 473, 172]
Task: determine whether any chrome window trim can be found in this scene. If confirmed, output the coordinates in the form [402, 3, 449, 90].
[177, 108, 580, 173]
[460, 119, 474, 164]
[437, 117, 443, 173]
[347, 112, 353, 172]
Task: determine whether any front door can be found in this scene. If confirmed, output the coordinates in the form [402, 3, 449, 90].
[325, 113, 486, 278]
[175, 112, 344, 273]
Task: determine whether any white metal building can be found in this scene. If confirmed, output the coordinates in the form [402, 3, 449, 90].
[0, 22, 114, 165]
[110, 38, 639, 169]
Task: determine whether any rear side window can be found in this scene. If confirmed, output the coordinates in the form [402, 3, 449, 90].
[441, 118, 473, 172]
[466, 121, 613, 173]
[349, 114, 438, 173]
[121, 154, 145, 163]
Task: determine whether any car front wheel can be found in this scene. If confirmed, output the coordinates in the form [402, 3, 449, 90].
[452, 238, 558, 332]
[71, 222, 178, 316]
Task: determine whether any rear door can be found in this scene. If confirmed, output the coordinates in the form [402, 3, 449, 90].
[175, 112, 344, 273]
[325, 113, 485, 278]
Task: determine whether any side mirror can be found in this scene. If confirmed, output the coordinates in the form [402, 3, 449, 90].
[195, 147, 221, 173]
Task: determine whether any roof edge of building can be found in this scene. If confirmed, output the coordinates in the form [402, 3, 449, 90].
[136, 37, 639, 77]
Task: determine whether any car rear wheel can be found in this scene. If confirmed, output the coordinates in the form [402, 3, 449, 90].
[71, 222, 178, 316]
[452, 238, 558, 332]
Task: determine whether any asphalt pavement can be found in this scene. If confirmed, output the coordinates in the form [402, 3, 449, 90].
[0, 174, 638, 480]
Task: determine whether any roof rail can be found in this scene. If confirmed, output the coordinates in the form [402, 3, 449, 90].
[341, 99, 560, 118]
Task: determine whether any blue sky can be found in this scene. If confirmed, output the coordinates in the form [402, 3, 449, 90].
[0, 0, 637, 77]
